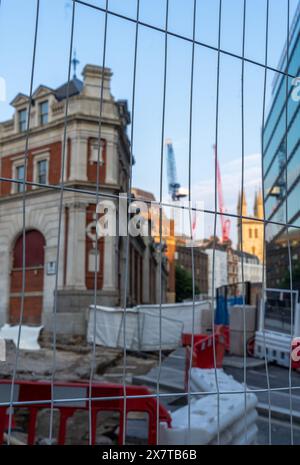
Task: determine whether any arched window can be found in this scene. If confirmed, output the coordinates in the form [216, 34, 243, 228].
[13, 230, 45, 268]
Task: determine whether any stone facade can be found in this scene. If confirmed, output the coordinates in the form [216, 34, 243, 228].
[0, 65, 166, 334]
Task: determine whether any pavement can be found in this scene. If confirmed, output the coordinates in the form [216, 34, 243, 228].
[223, 355, 265, 369]
[133, 349, 185, 393]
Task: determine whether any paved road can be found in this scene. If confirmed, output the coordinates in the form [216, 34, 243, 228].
[257, 416, 300, 445]
[225, 363, 300, 419]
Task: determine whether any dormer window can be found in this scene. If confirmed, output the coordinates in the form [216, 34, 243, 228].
[18, 109, 27, 132]
[39, 100, 48, 125]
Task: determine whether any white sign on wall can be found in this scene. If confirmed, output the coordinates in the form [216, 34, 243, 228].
[47, 261, 57, 275]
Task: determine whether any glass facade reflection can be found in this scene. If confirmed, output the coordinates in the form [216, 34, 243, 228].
[263, 4, 300, 290]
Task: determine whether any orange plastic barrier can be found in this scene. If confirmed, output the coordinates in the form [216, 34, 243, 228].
[0, 380, 171, 445]
[182, 325, 230, 352]
[184, 332, 226, 390]
[215, 325, 230, 352]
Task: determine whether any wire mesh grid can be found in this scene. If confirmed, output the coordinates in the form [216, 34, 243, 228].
[0, 0, 299, 446]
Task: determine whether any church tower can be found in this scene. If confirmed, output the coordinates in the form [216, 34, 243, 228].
[237, 190, 264, 263]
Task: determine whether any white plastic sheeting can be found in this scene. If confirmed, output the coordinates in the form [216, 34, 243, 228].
[137, 312, 184, 351]
[0, 324, 43, 351]
[87, 301, 212, 351]
[87, 305, 184, 351]
[159, 368, 258, 445]
[87, 306, 137, 349]
[137, 301, 212, 335]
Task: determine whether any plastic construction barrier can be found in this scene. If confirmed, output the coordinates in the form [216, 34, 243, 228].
[255, 330, 294, 368]
[215, 325, 230, 352]
[188, 333, 226, 367]
[0, 380, 171, 445]
[184, 332, 226, 390]
[182, 325, 228, 351]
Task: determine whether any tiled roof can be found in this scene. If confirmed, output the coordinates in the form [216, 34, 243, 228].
[54, 78, 83, 101]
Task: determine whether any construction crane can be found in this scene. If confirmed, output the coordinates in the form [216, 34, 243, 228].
[213, 144, 231, 243]
[165, 139, 188, 201]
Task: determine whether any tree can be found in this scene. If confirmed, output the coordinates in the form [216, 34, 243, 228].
[175, 265, 200, 303]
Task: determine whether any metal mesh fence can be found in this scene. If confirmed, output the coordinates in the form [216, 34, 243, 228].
[0, 0, 299, 446]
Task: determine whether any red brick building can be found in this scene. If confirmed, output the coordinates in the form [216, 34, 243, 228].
[0, 65, 166, 335]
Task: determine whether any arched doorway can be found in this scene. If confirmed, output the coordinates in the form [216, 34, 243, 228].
[9, 230, 45, 325]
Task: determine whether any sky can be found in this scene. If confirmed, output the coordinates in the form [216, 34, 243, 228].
[0, 0, 299, 245]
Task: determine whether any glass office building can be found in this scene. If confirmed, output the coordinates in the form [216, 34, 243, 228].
[263, 3, 300, 291]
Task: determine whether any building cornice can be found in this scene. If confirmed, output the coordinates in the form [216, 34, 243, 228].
[0, 114, 122, 148]
[0, 180, 121, 205]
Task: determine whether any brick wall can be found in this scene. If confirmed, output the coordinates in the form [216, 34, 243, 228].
[0, 141, 62, 196]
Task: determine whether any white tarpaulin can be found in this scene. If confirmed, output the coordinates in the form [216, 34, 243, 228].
[0, 324, 43, 351]
[87, 306, 138, 349]
[87, 301, 211, 351]
[87, 305, 183, 351]
[137, 301, 212, 334]
[137, 312, 183, 351]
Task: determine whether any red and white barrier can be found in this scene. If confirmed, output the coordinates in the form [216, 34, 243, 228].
[0, 380, 171, 445]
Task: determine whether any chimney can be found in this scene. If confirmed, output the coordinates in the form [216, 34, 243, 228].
[81, 64, 113, 100]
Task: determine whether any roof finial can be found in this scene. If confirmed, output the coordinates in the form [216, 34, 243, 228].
[71, 50, 80, 79]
